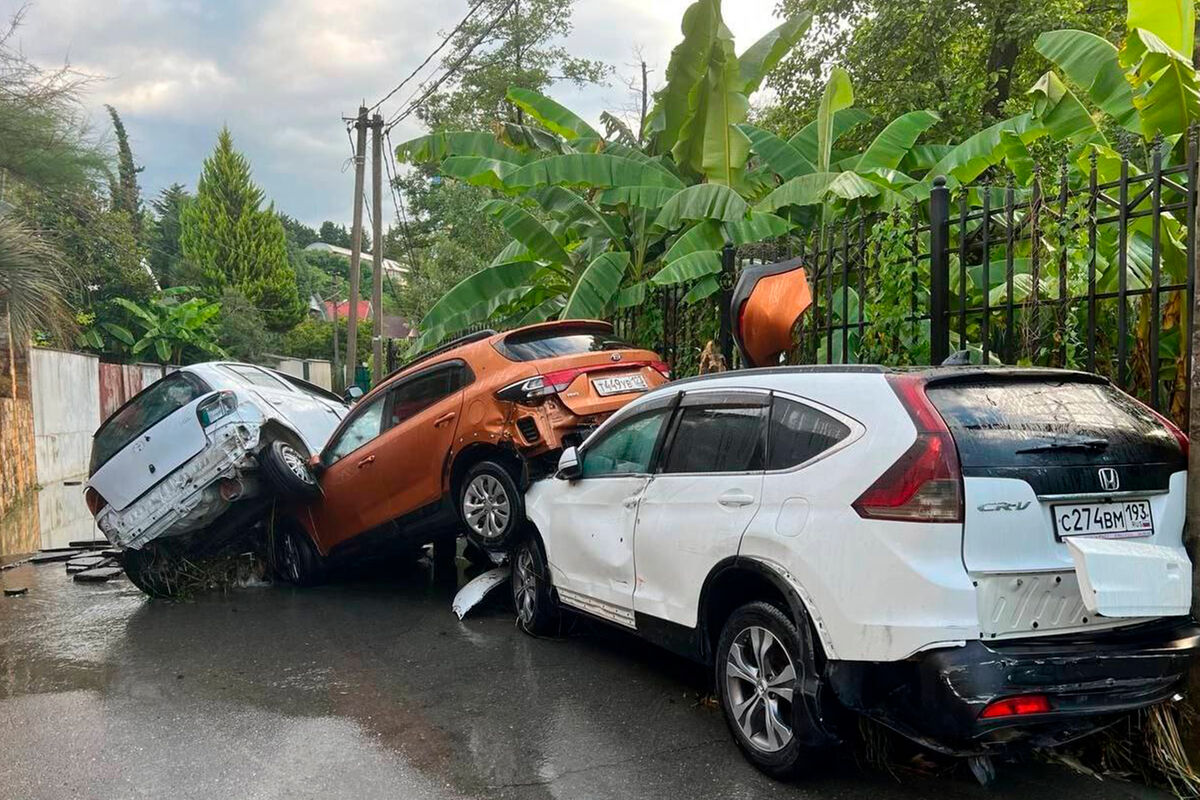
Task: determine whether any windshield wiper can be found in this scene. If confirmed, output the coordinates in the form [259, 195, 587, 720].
[1015, 437, 1109, 454]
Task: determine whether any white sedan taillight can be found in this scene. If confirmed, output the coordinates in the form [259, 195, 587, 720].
[852, 374, 963, 523]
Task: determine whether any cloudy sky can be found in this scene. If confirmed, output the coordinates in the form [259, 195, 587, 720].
[9, 0, 781, 229]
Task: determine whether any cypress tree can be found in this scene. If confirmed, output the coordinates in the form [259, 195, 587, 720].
[180, 127, 302, 330]
[105, 105, 143, 241]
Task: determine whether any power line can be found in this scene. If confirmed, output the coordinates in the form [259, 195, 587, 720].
[384, 0, 517, 132]
[367, 0, 490, 116]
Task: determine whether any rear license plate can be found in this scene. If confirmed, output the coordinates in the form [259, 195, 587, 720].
[1052, 500, 1153, 540]
[592, 373, 649, 397]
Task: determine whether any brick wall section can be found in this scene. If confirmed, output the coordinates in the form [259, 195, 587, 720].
[0, 396, 36, 520]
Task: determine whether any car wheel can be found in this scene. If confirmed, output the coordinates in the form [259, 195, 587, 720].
[260, 440, 320, 499]
[273, 525, 326, 587]
[512, 535, 559, 635]
[459, 460, 523, 552]
[120, 543, 182, 598]
[716, 601, 829, 779]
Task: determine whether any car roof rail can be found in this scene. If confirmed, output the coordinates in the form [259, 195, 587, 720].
[382, 329, 497, 382]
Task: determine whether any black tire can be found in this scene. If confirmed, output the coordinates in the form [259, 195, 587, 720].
[120, 543, 182, 598]
[716, 601, 831, 780]
[273, 525, 326, 587]
[512, 534, 559, 635]
[458, 460, 523, 552]
[260, 440, 319, 499]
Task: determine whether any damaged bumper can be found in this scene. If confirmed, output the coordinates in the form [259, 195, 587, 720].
[95, 420, 265, 550]
[828, 618, 1200, 753]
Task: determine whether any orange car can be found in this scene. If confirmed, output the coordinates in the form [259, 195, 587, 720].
[275, 320, 670, 583]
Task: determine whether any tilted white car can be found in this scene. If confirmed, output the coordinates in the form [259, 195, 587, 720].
[515, 365, 1200, 778]
[85, 363, 349, 594]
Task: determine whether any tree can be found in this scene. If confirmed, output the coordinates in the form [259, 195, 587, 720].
[280, 214, 320, 248]
[0, 215, 73, 341]
[418, 0, 610, 130]
[317, 220, 352, 248]
[216, 287, 277, 362]
[179, 127, 303, 331]
[397, 0, 812, 347]
[105, 104, 143, 241]
[146, 183, 192, 287]
[766, 0, 1125, 145]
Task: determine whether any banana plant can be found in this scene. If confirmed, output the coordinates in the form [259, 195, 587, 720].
[397, 0, 813, 349]
[109, 287, 226, 364]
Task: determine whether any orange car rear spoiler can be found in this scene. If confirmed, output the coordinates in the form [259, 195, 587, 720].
[730, 257, 813, 368]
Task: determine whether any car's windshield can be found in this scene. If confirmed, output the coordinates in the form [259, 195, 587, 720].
[90, 371, 211, 474]
[495, 326, 630, 361]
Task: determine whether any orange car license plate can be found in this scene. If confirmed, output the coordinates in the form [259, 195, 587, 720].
[592, 373, 648, 396]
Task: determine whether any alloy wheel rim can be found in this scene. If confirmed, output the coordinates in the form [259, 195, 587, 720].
[514, 546, 537, 624]
[281, 445, 314, 484]
[463, 474, 511, 540]
[282, 532, 301, 582]
[725, 625, 796, 753]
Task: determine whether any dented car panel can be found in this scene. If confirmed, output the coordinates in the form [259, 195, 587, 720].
[86, 362, 347, 551]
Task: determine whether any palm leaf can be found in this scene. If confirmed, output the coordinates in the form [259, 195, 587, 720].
[664, 220, 724, 262]
[737, 13, 812, 95]
[816, 67, 854, 174]
[562, 252, 631, 319]
[1119, 29, 1200, 138]
[395, 131, 529, 165]
[594, 185, 682, 211]
[653, 184, 749, 230]
[420, 260, 542, 331]
[1127, 0, 1195, 60]
[649, 0, 722, 154]
[440, 156, 520, 190]
[614, 281, 648, 309]
[504, 153, 685, 190]
[480, 200, 571, 264]
[506, 87, 600, 140]
[788, 108, 869, 166]
[652, 250, 723, 285]
[857, 110, 940, 172]
[1034, 30, 1140, 131]
[738, 124, 814, 179]
[684, 275, 721, 303]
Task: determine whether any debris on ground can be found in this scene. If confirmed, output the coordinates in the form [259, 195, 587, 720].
[3, 587, 27, 596]
[28, 550, 83, 564]
[65, 555, 109, 573]
[74, 566, 123, 583]
[452, 566, 511, 620]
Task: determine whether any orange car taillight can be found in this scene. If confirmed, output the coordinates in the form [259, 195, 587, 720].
[496, 360, 668, 403]
[85, 487, 107, 516]
[852, 374, 963, 523]
[650, 360, 671, 379]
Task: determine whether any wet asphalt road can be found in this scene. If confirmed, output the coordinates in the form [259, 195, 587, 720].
[0, 555, 1169, 800]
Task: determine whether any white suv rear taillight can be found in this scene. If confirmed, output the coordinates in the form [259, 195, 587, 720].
[852, 373, 963, 523]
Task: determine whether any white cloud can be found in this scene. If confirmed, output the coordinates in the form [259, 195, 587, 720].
[10, 0, 781, 227]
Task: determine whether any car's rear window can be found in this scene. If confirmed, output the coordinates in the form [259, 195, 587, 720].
[495, 326, 630, 361]
[926, 378, 1178, 468]
[90, 371, 211, 474]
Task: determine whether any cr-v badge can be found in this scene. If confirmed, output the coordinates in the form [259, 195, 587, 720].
[978, 501, 1031, 512]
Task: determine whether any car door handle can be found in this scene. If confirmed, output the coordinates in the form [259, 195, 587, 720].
[622, 496, 640, 509]
[433, 411, 457, 428]
[718, 492, 755, 508]
[356, 454, 376, 469]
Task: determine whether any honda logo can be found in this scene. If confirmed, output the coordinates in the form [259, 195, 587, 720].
[1098, 467, 1120, 492]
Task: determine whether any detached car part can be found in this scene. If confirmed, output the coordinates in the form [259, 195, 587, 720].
[731, 256, 812, 368]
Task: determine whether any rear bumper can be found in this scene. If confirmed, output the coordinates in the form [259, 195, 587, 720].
[827, 618, 1200, 753]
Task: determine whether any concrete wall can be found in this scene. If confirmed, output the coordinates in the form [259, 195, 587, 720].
[304, 359, 333, 390]
[30, 348, 101, 486]
[0, 397, 36, 521]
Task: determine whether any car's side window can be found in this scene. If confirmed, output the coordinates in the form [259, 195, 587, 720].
[225, 364, 291, 391]
[767, 396, 851, 470]
[325, 394, 387, 463]
[580, 410, 669, 478]
[387, 363, 471, 428]
[660, 401, 767, 474]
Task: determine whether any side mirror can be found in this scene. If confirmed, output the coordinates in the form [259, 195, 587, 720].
[556, 446, 582, 481]
[342, 385, 364, 403]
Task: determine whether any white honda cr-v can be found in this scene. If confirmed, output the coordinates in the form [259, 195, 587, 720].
[514, 365, 1199, 778]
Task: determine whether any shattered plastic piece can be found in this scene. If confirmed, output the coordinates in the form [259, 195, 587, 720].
[452, 566, 511, 620]
[4, 587, 28, 596]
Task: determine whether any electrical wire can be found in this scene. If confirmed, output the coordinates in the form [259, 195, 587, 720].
[384, 0, 517, 132]
[367, 0, 489, 115]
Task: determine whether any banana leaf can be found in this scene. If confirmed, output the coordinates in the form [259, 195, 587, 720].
[480, 200, 571, 264]
[506, 87, 601, 141]
[505, 153, 685, 190]
[1034, 30, 1140, 132]
[856, 110, 940, 172]
[562, 252, 632, 319]
[652, 250, 723, 285]
[653, 184, 750, 230]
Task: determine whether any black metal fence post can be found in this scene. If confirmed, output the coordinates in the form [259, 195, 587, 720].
[929, 175, 951, 364]
[718, 243, 736, 367]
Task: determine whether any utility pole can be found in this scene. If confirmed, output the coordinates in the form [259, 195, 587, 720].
[371, 113, 385, 385]
[345, 106, 368, 390]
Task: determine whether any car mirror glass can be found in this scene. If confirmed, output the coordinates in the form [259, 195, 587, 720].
[343, 385, 364, 403]
[556, 446, 582, 481]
